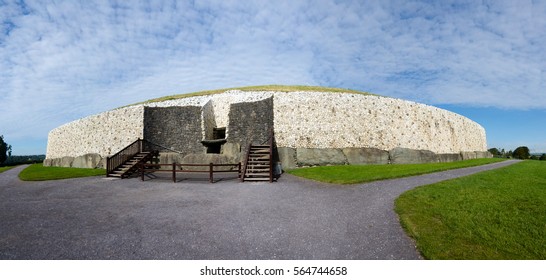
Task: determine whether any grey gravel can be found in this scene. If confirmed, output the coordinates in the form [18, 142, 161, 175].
[0, 160, 519, 260]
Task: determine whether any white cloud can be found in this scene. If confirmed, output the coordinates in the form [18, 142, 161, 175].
[1, 0, 545, 154]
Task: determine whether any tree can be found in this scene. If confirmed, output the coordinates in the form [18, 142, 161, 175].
[513, 146, 530, 160]
[540, 154, 546, 161]
[0, 135, 12, 164]
[488, 148, 501, 157]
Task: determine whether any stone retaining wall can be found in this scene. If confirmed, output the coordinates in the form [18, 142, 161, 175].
[45, 106, 144, 164]
[45, 89, 490, 169]
[273, 92, 487, 153]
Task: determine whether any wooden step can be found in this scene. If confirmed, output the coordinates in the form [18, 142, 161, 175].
[244, 177, 271, 181]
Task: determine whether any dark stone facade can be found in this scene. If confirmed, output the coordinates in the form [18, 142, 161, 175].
[226, 97, 274, 158]
[143, 106, 205, 155]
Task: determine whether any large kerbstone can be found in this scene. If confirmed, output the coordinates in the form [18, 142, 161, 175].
[342, 147, 389, 165]
[436, 153, 462, 162]
[60, 156, 75, 167]
[460, 151, 478, 160]
[476, 151, 493, 158]
[221, 143, 241, 161]
[181, 153, 239, 171]
[296, 148, 347, 166]
[277, 147, 297, 170]
[389, 147, 437, 164]
[43, 158, 53, 167]
[72, 153, 103, 168]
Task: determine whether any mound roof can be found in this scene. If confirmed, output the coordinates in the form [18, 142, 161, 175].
[135, 85, 374, 105]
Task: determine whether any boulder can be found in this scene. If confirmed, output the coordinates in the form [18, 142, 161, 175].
[389, 147, 437, 164]
[277, 147, 297, 170]
[72, 153, 102, 168]
[342, 147, 389, 165]
[181, 153, 239, 171]
[296, 148, 347, 166]
[436, 153, 462, 163]
[60, 156, 75, 167]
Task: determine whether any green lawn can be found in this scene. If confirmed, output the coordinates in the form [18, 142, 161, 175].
[0, 166, 16, 173]
[19, 163, 105, 181]
[287, 158, 504, 184]
[132, 84, 373, 105]
[395, 160, 546, 259]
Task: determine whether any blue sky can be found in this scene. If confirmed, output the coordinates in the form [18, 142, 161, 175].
[1, 0, 545, 155]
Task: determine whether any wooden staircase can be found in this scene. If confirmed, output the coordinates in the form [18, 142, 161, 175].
[107, 152, 154, 178]
[106, 139, 159, 179]
[243, 145, 273, 182]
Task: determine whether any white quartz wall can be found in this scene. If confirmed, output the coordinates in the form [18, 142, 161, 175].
[46, 90, 488, 162]
[46, 106, 145, 158]
[273, 92, 487, 154]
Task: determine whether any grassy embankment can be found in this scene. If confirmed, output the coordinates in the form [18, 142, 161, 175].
[133, 85, 373, 105]
[19, 163, 105, 181]
[0, 166, 16, 173]
[287, 158, 504, 184]
[395, 160, 546, 259]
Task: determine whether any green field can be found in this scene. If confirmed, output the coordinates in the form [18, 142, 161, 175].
[287, 158, 504, 184]
[395, 160, 546, 259]
[0, 166, 16, 173]
[19, 163, 105, 181]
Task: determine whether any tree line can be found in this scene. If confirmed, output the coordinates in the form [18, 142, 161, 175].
[0, 135, 45, 166]
[488, 146, 546, 160]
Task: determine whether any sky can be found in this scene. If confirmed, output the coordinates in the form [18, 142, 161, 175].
[1, 0, 545, 155]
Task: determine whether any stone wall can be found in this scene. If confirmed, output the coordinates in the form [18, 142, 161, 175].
[45, 89, 490, 169]
[273, 92, 487, 153]
[277, 146, 490, 169]
[226, 96, 274, 160]
[143, 106, 204, 154]
[44, 106, 145, 167]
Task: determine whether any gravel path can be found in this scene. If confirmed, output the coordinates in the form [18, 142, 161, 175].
[0, 160, 519, 260]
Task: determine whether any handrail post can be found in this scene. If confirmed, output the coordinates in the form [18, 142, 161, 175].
[140, 163, 144, 181]
[172, 162, 176, 183]
[238, 162, 241, 178]
[106, 156, 110, 177]
[209, 163, 213, 183]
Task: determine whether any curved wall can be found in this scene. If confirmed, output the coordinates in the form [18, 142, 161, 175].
[44, 90, 489, 168]
[273, 92, 486, 153]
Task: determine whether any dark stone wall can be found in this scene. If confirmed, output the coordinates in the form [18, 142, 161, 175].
[143, 106, 205, 155]
[227, 97, 274, 160]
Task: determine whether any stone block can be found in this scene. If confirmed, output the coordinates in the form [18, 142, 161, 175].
[342, 147, 389, 165]
[475, 151, 493, 158]
[296, 148, 347, 166]
[460, 151, 478, 160]
[43, 158, 52, 167]
[221, 143, 241, 160]
[72, 153, 102, 168]
[436, 153, 462, 162]
[181, 153, 239, 171]
[389, 147, 437, 164]
[60, 156, 74, 167]
[277, 147, 297, 170]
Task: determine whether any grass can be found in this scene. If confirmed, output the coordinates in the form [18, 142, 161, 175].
[0, 166, 16, 173]
[19, 163, 105, 181]
[395, 160, 546, 259]
[131, 85, 373, 105]
[287, 158, 505, 184]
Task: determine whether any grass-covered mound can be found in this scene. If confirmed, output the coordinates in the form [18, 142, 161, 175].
[135, 85, 372, 105]
[19, 164, 105, 181]
[287, 158, 504, 184]
[395, 160, 546, 259]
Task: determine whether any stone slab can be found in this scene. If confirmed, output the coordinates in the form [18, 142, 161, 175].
[296, 148, 347, 166]
[342, 147, 389, 165]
